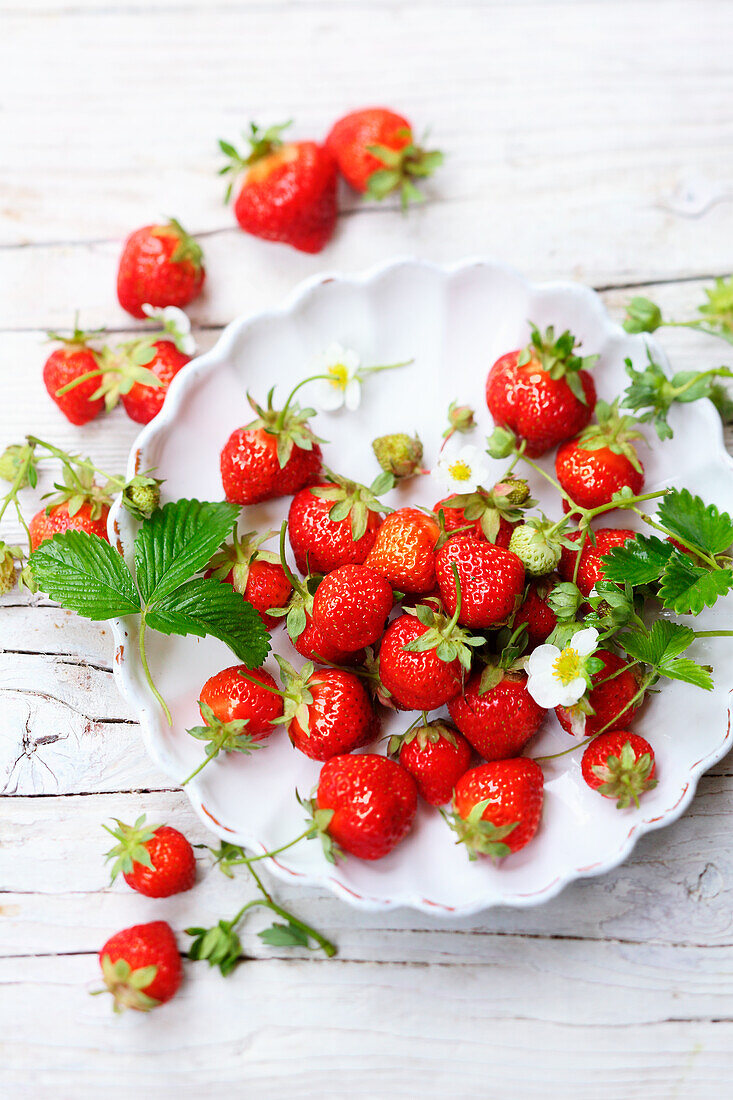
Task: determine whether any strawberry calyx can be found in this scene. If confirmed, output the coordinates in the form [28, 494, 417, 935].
[154, 217, 204, 274]
[270, 655, 316, 734]
[477, 623, 529, 694]
[574, 399, 645, 474]
[207, 527, 280, 595]
[103, 814, 158, 883]
[388, 712, 457, 756]
[442, 400, 476, 444]
[365, 130, 444, 210]
[296, 790, 341, 864]
[443, 798, 517, 861]
[246, 385, 325, 469]
[267, 522, 322, 641]
[592, 739, 657, 808]
[0, 541, 23, 595]
[310, 467, 394, 541]
[99, 954, 160, 1013]
[403, 568, 485, 671]
[218, 121, 293, 202]
[519, 323, 599, 405]
[182, 701, 262, 786]
[435, 475, 535, 542]
[41, 460, 115, 521]
[46, 316, 103, 348]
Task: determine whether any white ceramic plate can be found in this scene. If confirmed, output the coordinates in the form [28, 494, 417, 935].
[108, 258, 733, 916]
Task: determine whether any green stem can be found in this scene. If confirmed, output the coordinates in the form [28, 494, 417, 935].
[25, 436, 124, 492]
[446, 563, 463, 630]
[246, 863, 337, 957]
[180, 751, 216, 787]
[137, 614, 172, 725]
[360, 359, 413, 375]
[277, 520, 306, 595]
[534, 674, 653, 763]
[630, 509, 720, 570]
[692, 630, 733, 638]
[275, 373, 331, 429]
[218, 828, 313, 866]
[54, 366, 107, 396]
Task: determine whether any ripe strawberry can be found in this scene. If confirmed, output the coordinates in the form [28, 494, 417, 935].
[199, 664, 284, 740]
[581, 731, 657, 808]
[104, 815, 195, 898]
[313, 753, 418, 860]
[311, 563, 394, 651]
[434, 476, 532, 547]
[486, 324, 598, 457]
[294, 617, 364, 666]
[556, 400, 645, 511]
[559, 528, 637, 597]
[448, 668, 546, 760]
[378, 606, 479, 711]
[555, 648, 643, 737]
[221, 387, 323, 506]
[205, 529, 292, 629]
[288, 470, 388, 574]
[512, 576, 558, 649]
[220, 122, 337, 254]
[43, 324, 105, 425]
[435, 536, 525, 629]
[121, 339, 191, 424]
[99, 921, 182, 1011]
[365, 507, 440, 593]
[448, 759, 544, 858]
[325, 107, 443, 207]
[29, 499, 110, 550]
[391, 717, 472, 806]
[117, 219, 205, 319]
[275, 658, 378, 761]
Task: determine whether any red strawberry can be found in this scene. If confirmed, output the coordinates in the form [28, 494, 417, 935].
[294, 616, 365, 667]
[449, 759, 544, 857]
[199, 664, 284, 740]
[121, 339, 191, 424]
[556, 400, 645, 511]
[486, 324, 598, 457]
[221, 387, 323, 506]
[43, 324, 105, 425]
[117, 219, 205, 319]
[325, 107, 443, 206]
[433, 476, 532, 547]
[555, 648, 643, 738]
[30, 499, 110, 551]
[104, 815, 195, 898]
[314, 753, 418, 860]
[311, 563, 393, 651]
[205, 530, 292, 629]
[276, 659, 378, 761]
[435, 536, 525, 629]
[448, 668, 546, 760]
[287, 471, 387, 574]
[99, 921, 182, 1011]
[378, 606, 478, 711]
[559, 528, 637, 597]
[365, 507, 440, 593]
[220, 122, 337, 254]
[581, 731, 657, 808]
[391, 717, 472, 806]
[512, 576, 558, 649]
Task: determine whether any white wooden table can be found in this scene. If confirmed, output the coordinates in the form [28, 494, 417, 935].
[2, 1, 733, 1095]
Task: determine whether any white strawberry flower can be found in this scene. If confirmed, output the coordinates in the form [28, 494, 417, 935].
[525, 627, 600, 709]
[312, 342, 362, 412]
[142, 304, 196, 356]
[435, 444, 491, 495]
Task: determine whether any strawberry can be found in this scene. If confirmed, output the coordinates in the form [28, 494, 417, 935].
[581, 731, 657, 808]
[434, 536, 525, 629]
[486, 324, 598, 456]
[372, 433, 424, 480]
[30, 499, 110, 551]
[120, 339, 191, 424]
[311, 563, 394, 651]
[559, 528, 637, 597]
[43, 324, 105, 425]
[274, 658, 378, 761]
[555, 648, 643, 737]
[117, 219, 205, 319]
[434, 476, 532, 547]
[104, 815, 195, 898]
[556, 400, 645, 511]
[390, 716, 472, 806]
[99, 921, 182, 1011]
[220, 122, 337, 254]
[287, 470, 389, 574]
[199, 664, 284, 740]
[378, 604, 480, 711]
[205, 529, 292, 629]
[365, 507, 440, 594]
[448, 667, 546, 760]
[512, 576, 558, 649]
[313, 753, 418, 860]
[324, 107, 443, 207]
[221, 386, 323, 506]
[448, 759, 544, 858]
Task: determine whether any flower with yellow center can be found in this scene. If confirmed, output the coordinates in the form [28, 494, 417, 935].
[435, 444, 491, 496]
[525, 627, 600, 709]
[312, 343, 362, 412]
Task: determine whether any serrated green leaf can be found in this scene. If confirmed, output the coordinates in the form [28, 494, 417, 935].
[600, 534, 675, 587]
[30, 532, 141, 619]
[620, 620, 714, 690]
[656, 489, 733, 557]
[135, 499, 239, 605]
[658, 555, 733, 615]
[258, 921, 310, 948]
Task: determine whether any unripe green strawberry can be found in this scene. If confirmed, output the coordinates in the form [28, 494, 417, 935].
[122, 476, 162, 520]
[0, 543, 21, 594]
[508, 520, 563, 576]
[372, 433, 423, 479]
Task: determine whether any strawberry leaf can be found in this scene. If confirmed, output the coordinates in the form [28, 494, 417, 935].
[620, 620, 713, 690]
[135, 498, 240, 604]
[258, 921, 310, 949]
[600, 534, 675, 587]
[29, 531, 141, 619]
[656, 489, 733, 557]
[658, 555, 733, 615]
